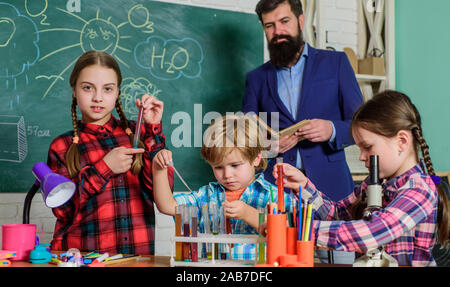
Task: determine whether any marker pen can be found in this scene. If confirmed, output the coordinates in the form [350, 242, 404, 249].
[92, 252, 109, 263]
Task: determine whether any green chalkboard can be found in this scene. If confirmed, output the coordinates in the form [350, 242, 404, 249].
[0, 0, 264, 192]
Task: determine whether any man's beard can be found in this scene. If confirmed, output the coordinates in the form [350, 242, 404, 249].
[268, 30, 305, 68]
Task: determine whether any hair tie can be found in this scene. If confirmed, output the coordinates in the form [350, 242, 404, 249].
[431, 175, 441, 185]
[125, 128, 132, 136]
[73, 136, 79, 144]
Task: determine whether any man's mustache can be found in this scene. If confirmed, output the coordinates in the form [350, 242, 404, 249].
[270, 34, 295, 45]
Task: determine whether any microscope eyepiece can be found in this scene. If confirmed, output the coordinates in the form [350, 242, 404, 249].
[368, 155, 380, 185]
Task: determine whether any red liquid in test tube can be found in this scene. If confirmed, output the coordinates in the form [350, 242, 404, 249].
[276, 157, 285, 213]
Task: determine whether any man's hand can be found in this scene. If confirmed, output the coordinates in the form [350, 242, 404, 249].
[295, 119, 333, 142]
[275, 134, 300, 154]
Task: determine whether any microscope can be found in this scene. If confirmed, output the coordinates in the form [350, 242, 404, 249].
[353, 155, 398, 267]
[363, 155, 382, 220]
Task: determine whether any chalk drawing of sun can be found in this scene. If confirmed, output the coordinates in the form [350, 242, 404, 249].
[38, 5, 153, 99]
[80, 15, 120, 54]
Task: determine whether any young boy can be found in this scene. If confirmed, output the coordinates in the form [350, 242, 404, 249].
[152, 114, 297, 260]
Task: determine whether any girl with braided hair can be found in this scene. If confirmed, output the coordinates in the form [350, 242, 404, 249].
[269, 90, 449, 266]
[47, 50, 173, 254]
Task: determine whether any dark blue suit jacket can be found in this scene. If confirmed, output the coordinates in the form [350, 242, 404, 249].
[242, 45, 363, 201]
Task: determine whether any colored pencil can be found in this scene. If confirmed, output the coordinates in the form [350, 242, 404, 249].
[270, 185, 274, 203]
[309, 208, 315, 241]
[301, 200, 307, 241]
[293, 207, 296, 228]
[277, 164, 285, 213]
[103, 255, 141, 265]
[298, 198, 302, 241]
[304, 204, 313, 241]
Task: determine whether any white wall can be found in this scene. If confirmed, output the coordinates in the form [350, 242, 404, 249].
[318, 0, 358, 51]
[0, 0, 358, 256]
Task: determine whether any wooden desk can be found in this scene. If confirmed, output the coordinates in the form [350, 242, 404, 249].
[12, 260, 349, 268]
[8, 251, 347, 267]
[10, 255, 171, 267]
[10, 256, 349, 267]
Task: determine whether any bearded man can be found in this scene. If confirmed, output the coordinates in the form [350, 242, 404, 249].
[242, 0, 363, 264]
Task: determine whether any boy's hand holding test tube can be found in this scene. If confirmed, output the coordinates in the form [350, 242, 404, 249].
[152, 149, 193, 193]
[223, 200, 256, 222]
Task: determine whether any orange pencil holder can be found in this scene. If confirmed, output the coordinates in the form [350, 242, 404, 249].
[286, 227, 297, 255]
[279, 254, 298, 266]
[266, 213, 287, 265]
[294, 240, 314, 267]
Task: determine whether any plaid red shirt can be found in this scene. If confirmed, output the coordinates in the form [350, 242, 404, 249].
[304, 163, 438, 266]
[47, 116, 173, 255]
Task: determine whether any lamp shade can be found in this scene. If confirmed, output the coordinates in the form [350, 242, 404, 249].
[32, 162, 76, 208]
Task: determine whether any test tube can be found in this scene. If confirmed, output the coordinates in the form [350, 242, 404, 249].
[190, 205, 198, 262]
[220, 241, 229, 260]
[225, 205, 234, 256]
[209, 202, 219, 259]
[226, 217, 232, 235]
[258, 207, 266, 264]
[219, 205, 228, 260]
[175, 205, 183, 261]
[182, 205, 191, 261]
[276, 157, 285, 213]
[133, 105, 144, 148]
[202, 205, 211, 259]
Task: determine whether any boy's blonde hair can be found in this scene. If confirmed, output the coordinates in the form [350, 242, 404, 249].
[201, 114, 268, 171]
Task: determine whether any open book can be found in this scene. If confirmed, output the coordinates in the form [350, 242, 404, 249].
[250, 114, 311, 141]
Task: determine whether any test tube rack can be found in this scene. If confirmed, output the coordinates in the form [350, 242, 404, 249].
[170, 233, 265, 267]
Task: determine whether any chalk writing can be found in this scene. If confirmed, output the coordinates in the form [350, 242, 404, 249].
[0, 115, 28, 163]
[27, 125, 50, 137]
[134, 36, 203, 80]
[38, 4, 158, 99]
[25, 0, 50, 25]
[0, 2, 40, 80]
